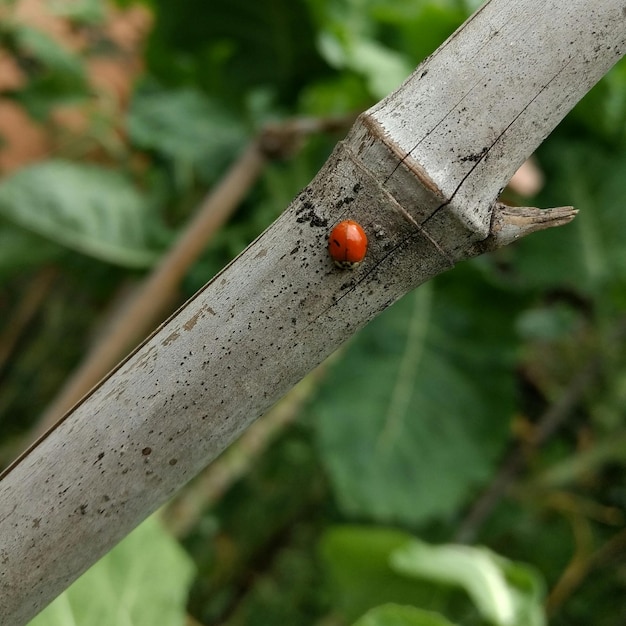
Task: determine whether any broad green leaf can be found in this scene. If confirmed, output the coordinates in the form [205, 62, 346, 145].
[321, 526, 545, 626]
[318, 30, 412, 98]
[127, 87, 246, 179]
[7, 24, 87, 117]
[354, 604, 457, 626]
[49, 0, 106, 24]
[311, 1, 464, 98]
[0, 161, 160, 268]
[13, 24, 84, 77]
[315, 269, 516, 525]
[28, 515, 195, 626]
[391, 541, 546, 626]
[320, 526, 436, 621]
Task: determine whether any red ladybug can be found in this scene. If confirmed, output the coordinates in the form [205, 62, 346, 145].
[328, 220, 368, 269]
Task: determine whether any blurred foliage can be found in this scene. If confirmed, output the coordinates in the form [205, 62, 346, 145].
[321, 526, 545, 625]
[0, 160, 161, 266]
[1, 0, 625, 625]
[315, 271, 518, 525]
[353, 604, 458, 626]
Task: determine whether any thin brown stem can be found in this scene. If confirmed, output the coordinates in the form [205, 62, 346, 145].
[0, 267, 58, 376]
[545, 495, 626, 615]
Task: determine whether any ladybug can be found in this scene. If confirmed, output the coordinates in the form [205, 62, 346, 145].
[328, 220, 368, 269]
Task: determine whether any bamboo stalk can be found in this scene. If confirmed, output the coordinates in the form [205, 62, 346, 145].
[1, 1, 624, 623]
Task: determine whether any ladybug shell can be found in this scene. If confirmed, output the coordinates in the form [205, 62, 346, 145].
[328, 220, 368, 269]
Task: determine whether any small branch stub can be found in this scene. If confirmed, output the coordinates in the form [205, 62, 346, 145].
[481, 203, 578, 251]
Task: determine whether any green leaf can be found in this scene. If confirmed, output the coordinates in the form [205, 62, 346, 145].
[127, 87, 246, 174]
[49, 0, 106, 25]
[6, 23, 88, 117]
[320, 526, 438, 621]
[0, 161, 160, 267]
[311, 1, 465, 99]
[28, 515, 195, 626]
[318, 30, 412, 98]
[315, 269, 516, 525]
[391, 541, 546, 626]
[13, 24, 85, 77]
[354, 604, 457, 626]
[321, 526, 545, 626]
